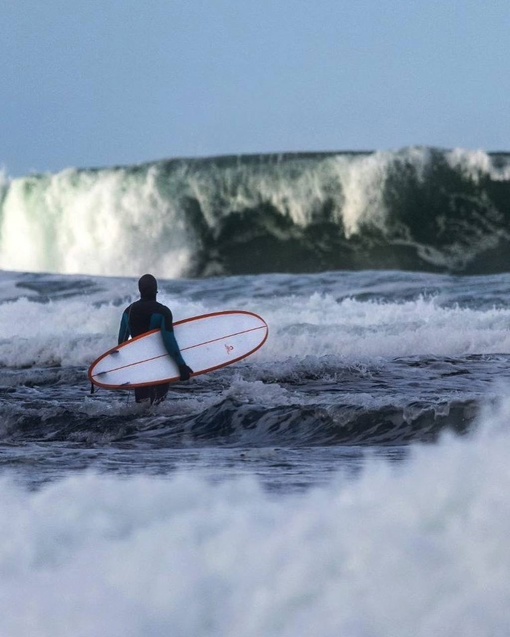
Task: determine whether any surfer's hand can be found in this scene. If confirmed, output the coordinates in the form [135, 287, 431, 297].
[179, 364, 193, 381]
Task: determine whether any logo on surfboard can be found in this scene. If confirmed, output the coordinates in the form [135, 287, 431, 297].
[225, 344, 234, 355]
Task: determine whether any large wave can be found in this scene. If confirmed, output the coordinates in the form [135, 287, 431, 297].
[1, 147, 510, 277]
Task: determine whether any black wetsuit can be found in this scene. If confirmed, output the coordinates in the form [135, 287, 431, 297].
[118, 298, 187, 404]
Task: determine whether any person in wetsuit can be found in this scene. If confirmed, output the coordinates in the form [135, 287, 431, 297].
[118, 274, 193, 404]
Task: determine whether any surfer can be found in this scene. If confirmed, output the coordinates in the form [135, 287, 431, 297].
[118, 274, 193, 404]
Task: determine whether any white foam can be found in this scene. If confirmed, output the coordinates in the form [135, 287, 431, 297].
[260, 292, 510, 362]
[335, 151, 393, 236]
[0, 166, 194, 277]
[1, 394, 510, 635]
[446, 148, 510, 182]
[1, 277, 510, 370]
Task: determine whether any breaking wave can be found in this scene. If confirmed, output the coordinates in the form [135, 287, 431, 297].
[1, 147, 510, 277]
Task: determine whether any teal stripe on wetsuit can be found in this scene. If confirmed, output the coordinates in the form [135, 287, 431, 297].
[149, 313, 186, 367]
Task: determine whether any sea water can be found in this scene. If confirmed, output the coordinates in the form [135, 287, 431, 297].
[0, 269, 510, 635]
[2, 147, 510, 635]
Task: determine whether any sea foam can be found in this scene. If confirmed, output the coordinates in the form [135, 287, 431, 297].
[1, 393, 510, 636]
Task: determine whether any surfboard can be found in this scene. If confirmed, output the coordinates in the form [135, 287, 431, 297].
[88, 310, 268, 390]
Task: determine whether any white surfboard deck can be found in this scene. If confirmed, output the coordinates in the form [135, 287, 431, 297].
[88, 310, 268, 390]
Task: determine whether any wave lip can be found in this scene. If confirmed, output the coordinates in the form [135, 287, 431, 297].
[1, 147, 510, 277]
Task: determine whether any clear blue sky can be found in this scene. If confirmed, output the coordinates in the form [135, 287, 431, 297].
[1, 0, 509, 176]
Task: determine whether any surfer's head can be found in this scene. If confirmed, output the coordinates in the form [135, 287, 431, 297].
[138, 273, 158, 300]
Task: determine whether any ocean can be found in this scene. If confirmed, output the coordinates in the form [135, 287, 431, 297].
[1, 147, 510, 636]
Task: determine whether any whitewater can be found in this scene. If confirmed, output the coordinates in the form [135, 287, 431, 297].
[2, 147, 510, 636]
[2, 147, 510, 278]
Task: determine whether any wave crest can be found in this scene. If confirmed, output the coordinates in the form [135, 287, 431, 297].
[1, 147, 510, 277]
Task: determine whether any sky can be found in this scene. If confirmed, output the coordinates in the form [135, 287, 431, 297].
[1, 0, 509, 177]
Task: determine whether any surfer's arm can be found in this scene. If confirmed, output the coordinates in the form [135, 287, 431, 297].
[161, 329, 187, 367]
[118, 311, 130, 344]
[150, 312, 187, 367]
[151, 311, 193, 380]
